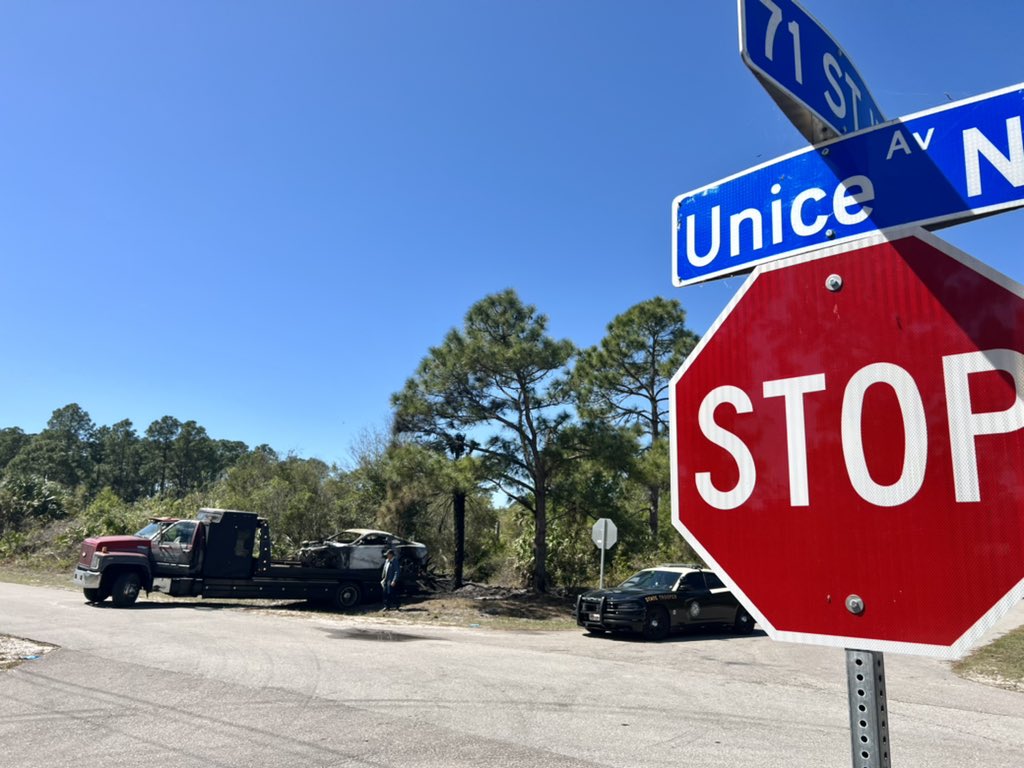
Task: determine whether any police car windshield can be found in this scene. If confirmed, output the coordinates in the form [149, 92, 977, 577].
[619, 570, 679, 590]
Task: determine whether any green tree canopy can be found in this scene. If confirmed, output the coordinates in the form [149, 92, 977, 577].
[144, 415, 181, 496]
[93, 419, 145, 501]
[393, 289, 574, 592]
[572, 298, 698, 538]
[574, 297, 698, 440]
[0, 428, 31, 472]
[6, 403, 97, 487]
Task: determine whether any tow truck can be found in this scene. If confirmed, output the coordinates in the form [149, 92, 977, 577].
[72, 508, 395, 610]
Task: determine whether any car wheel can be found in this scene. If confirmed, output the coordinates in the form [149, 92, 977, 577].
[642, 606, 671, 641]
[733, 606, 755, 634]
[111, 573, 141, 608]
[83, 587, 109, 603]
[333, 581, 361, 611]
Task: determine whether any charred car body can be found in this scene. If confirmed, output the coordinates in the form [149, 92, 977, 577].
[575, 565, 755, 641]
[72, 508, 426, 610]
[297, 529, 427, 589]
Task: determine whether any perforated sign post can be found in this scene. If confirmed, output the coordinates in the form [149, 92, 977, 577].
[671, 229, 1024, 764]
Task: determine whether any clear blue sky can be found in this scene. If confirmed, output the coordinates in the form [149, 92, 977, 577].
[1, 1, 1022, 466]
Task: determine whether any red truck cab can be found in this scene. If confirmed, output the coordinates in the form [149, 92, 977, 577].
[72, 517, 203, 606]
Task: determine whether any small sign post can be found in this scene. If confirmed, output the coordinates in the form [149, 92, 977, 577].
[591, 518, 617, 589]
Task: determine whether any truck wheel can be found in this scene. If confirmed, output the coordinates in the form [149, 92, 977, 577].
[333, 582, 361, 611]
[83, 588, 109, 603]
[642, 606, 671, 641]
[111, 572, 142, 608]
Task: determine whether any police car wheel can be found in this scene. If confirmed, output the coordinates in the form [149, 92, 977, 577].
[733, 607, 755, 634]
[642, 606, 670, 641]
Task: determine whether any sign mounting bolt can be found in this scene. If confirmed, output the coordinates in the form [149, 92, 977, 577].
[846, 594, 865, 615]
[826, 274, 843, 292]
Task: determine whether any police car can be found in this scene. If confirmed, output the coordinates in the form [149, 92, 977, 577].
[574, 565, 754, 641]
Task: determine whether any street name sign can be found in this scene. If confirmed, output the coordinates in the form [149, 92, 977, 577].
[670, 229, 1024, 658]
[739, 0, 884, 143]
[673, 83, 1024, 287]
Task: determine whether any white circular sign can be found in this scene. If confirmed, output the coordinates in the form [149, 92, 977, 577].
[591, 519, 618, 550]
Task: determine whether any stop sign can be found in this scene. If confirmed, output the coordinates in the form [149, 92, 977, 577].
[671, 230, 1024, 659]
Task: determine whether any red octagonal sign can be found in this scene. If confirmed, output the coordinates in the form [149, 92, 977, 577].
[671, 230, 1024, 658]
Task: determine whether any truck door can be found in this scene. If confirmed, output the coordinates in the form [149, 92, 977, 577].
[152, 521, 199, 576]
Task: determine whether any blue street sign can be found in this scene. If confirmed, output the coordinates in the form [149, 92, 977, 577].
[739, 0, 884, 143]
[673, 84, 1024, 287]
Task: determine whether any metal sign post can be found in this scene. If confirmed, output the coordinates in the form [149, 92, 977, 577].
[591, 518, 617, 589]
[846, 649, 891, 768]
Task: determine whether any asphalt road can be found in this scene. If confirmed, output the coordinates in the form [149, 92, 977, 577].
[1, 583, 1021, 768]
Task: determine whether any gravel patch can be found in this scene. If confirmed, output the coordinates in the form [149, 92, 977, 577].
[0, 634, 56, 671]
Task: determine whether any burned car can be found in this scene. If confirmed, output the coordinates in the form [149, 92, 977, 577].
[575, 565, 755, 641]
[297, 529, 427, 587]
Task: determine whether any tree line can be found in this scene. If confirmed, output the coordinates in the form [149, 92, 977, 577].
[0, 291, 700, 592]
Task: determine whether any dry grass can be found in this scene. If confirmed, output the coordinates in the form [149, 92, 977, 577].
[356, 588, 577, 631]
[953, 626, 1024, 693]
[0, 564, 578, 632]
[256, 583, 579, 632]
[0, 564, 76, 591]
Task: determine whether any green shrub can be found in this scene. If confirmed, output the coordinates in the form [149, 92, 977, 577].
[58, 488, 147, 546]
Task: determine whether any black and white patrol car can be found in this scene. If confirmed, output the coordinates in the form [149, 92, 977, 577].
[574, 565, 755, 641]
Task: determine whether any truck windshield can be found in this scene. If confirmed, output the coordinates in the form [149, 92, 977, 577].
[134, 522, 166, 539]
